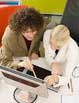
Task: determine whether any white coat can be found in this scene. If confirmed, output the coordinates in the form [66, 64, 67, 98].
[43, 29, 79, 87]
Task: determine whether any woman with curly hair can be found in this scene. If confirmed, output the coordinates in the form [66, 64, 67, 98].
[0, 7, 44, 70]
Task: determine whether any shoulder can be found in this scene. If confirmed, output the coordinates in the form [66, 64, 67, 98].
[43, 29, 52, 40]
[43, 29, 53, 48]
[69, 37, 78, 49]
[67, 37, 79, 56]
[2, 25, 18, 43]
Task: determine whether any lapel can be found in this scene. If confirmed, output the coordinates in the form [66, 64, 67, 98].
[17, 33, 28, 53]
[55, 43, 68, 62]
[28, 35, 36, 56]
[17, 33, 36, 56]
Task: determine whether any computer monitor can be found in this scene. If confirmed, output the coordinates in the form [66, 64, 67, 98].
[0, 65, 48, 97]
[0, 64, 60, 96]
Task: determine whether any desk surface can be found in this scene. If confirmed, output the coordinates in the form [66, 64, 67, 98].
[0, 57, 61, 103]
[0, 57, 79, 103]
[14, 57, 72, 95]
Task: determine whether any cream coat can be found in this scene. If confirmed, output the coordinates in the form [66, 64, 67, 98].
[43, 29, 79, 87]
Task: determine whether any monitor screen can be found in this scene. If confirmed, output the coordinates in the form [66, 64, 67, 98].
[0, 64, 60, 95]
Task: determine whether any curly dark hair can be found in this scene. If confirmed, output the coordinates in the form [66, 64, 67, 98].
[9, 7, 44, 33]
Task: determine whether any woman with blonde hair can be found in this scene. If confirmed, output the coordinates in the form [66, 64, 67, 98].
[43, 24, 79, 87]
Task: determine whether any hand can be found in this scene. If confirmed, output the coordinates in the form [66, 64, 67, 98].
[44, 75, 59, 86]
[30, 52, 39, 59]
[51, 62, 59, 75]
[18, 57, 33, 71]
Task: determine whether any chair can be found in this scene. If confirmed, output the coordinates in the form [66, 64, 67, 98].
[61, 0, 79, 45]
[0, 5, 27, 46]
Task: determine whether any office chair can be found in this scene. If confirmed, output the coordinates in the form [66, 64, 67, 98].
[61, 0, 79, 45]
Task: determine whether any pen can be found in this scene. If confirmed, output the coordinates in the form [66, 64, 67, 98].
[32, 68, 37, 78]
[27, 57, 37, 78]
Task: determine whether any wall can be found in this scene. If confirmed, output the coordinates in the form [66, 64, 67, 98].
[22, 0, 67, 14]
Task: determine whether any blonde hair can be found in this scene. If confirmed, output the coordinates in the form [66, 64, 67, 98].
[50, 25, 70, 47]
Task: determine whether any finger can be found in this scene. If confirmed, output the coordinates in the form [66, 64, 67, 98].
[44, 76, 51, 86]
[25, 58, 33, 70]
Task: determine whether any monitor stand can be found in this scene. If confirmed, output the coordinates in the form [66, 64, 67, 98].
[13, 88, 38, 103]
[13, 65, 41, 103]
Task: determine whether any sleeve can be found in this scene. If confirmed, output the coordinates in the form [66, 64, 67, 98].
[0, 27, 19, 69]
[43, 30, 55, 66]
[54, 41, 78, 87]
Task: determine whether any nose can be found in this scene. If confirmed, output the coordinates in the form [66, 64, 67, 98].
[29, 31, 36, 37]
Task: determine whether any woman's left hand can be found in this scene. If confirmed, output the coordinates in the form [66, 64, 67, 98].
[30, 52, 39, 59]
[18, 57, 33, 71]
[44, 75, 59, 86]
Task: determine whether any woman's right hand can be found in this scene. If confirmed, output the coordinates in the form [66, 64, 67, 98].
[18, 57, 33, 71]
[44, 75, 59, 86]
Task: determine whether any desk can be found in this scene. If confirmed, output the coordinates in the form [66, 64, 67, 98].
[0, 57, 79, 103]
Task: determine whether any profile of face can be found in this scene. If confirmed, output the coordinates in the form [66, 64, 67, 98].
[50, 39, 61, 50]
[22, 28, 37, 41]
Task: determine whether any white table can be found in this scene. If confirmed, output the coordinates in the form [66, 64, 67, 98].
[0, 57, 79, 103]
